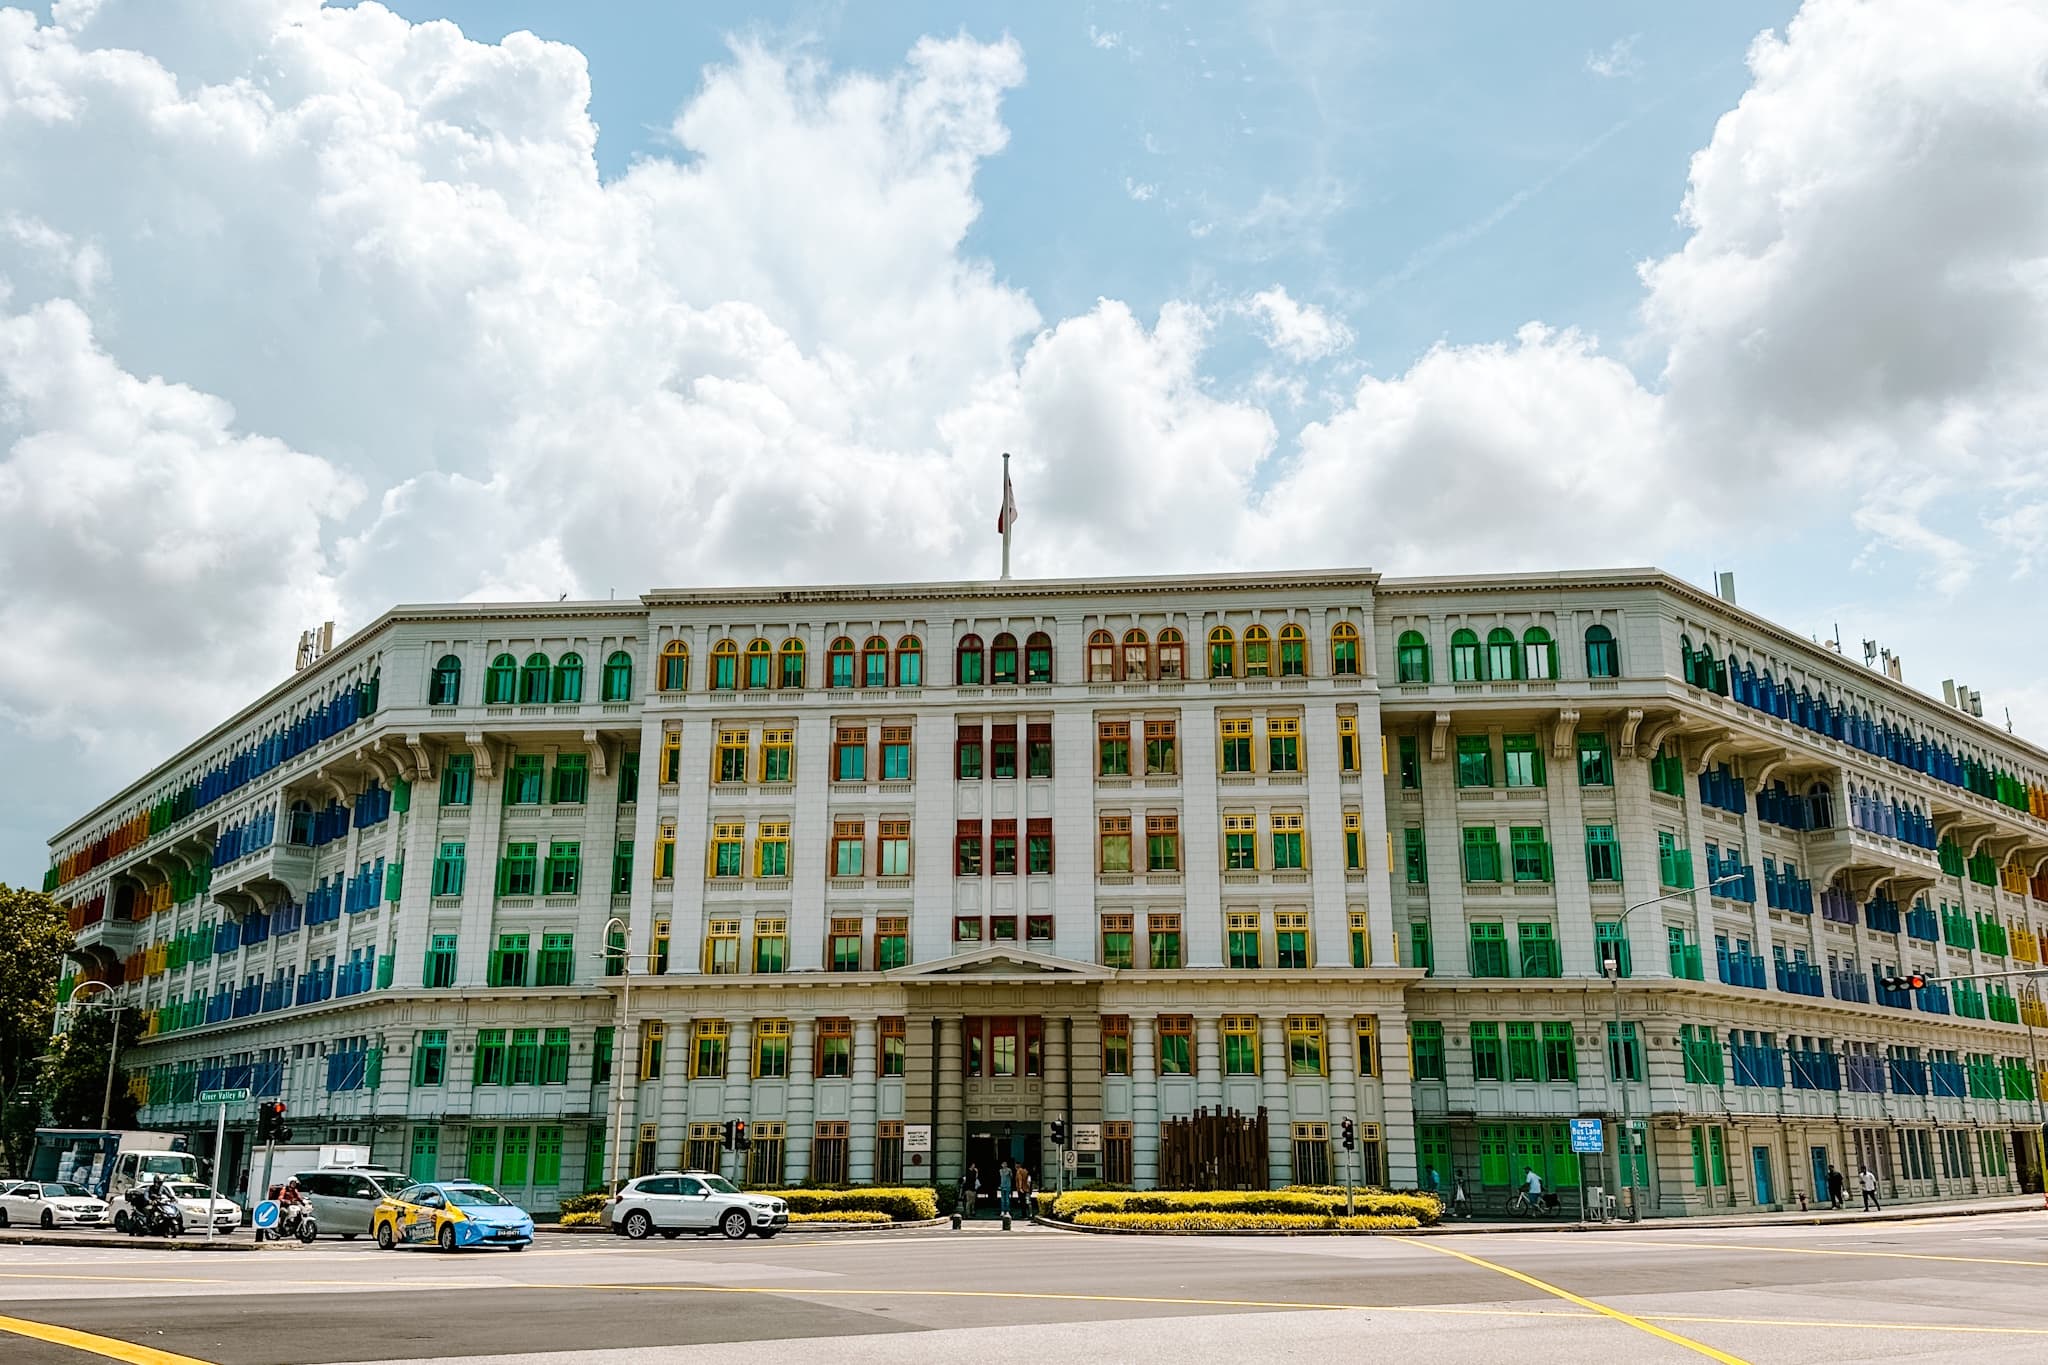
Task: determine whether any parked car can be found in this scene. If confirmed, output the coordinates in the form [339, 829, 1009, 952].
[286, 1168, 413, 1240]
[162, 1181, 241, 1233]
[372, 1181, 533, 1252]
[0, 1180, 109, 1229]
[605, 1171, 789, 1241]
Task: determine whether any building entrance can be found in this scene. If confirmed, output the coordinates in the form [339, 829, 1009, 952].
[962, 1123, 1042, 1217]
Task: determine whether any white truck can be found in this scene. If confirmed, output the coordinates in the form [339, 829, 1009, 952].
[28, 1129, 202, 1224]
[246, 1143, 369, 1204]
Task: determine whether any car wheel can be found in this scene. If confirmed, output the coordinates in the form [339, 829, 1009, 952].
[623, 1210, 653, 1240]
[375, 1222, 395, 1250]
[720, 1210, 750, 1240]
[41, 1210, 54, 1230]
[112, 1210, 129, 1234]
[438, 1223, 458, 1253]
[0, 1209, 8, 1227]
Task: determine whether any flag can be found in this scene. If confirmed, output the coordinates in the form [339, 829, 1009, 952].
[998, 461, 1018, 534]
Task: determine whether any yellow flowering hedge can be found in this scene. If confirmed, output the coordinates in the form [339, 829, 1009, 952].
[1048, 1187, 1440, 1226]
[1071, 1211, 1419, 1232]
[763, 1187, 939, 1221]
[788, 1210, 893, 1225]
[559, 1210, 603, 1228]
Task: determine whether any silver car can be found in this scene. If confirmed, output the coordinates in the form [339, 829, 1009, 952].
[607, 1171, 789, 1241]
[292, 1168, 414, 1239]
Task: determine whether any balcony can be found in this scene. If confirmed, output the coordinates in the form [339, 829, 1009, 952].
[1773, 960, 1824, 997]
[1716, 950, 1767, 991]
[210, 840, 316, 908]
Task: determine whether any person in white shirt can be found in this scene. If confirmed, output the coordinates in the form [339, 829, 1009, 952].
[1859, 1165, 1880, 1211]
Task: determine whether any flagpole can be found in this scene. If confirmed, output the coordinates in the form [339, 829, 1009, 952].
[1000, 451, 1013, 581]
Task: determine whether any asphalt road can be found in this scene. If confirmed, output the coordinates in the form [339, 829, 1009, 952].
[1, 1214, 2045, 1365]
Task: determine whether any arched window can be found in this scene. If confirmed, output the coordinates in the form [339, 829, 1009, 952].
[1584, 624, 1617, 678]
[520, 652, 551, 703]
[896, 636, 923, 687]
[746, 639, 772, 690]
[829, 637, 857, 689]
[1243, 624, 1272, 678]
[603, 651, 633, 701]
[1208, 626, 1236, 678]
[957, 634, 985, 685]
[1450, 629, 1480, 682]
[429, 654, 462, 706]
[1026, 631, 1053, 684]
[659, 641, 689, 692]
[863, 636, 891, 688]
[552, 652, 584, 703]
[1278, 623, 1307, 677]
[1088, 630, 1116, 682]
[710, 639, 739, 691]
[1522, 627, 1554, 681]
[991, 633, 1019, 684]
[1122, 628, 1150, 681]
[1330, 623, 1361, 676]
[1486, 628, 1519, 681]
[486, 653, 518, 704]
[778, 638, 806, 689]
[1157, 628, 1185, 679]
[1395, 630, 1430, 684]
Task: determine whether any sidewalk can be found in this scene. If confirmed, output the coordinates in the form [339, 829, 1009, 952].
[0, 1228, 256, 1251]
[1424, 1192, 2039, 1235]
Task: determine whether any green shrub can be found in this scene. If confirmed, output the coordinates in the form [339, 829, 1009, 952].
[757, 1187, 938, 1221]
[788, 1210, 892, 1225]
[559, 1210, 604, 1228]
[1049, 1188, 1440, 1226]
[558, 1193, 610, 1216]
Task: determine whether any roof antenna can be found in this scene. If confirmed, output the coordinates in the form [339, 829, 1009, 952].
[558, 592, 568, 601]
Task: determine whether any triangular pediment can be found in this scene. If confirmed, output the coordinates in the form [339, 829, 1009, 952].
[886, 944, 1116, 981]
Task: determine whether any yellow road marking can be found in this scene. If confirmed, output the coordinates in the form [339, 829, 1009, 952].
[0, 1311, 216, 1365]
[1412, 1241, 1752, 1365]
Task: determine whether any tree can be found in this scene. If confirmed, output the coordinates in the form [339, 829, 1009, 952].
[42, 1004, 142, 1132]
[0, 884, 72, 1172]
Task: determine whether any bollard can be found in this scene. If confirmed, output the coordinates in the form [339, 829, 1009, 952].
[951, 1213, 962, 1230]
[1002, 1215, 1011, 1231]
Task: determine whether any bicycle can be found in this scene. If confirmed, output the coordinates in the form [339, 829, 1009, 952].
[1507, 1190, 1562, 1218]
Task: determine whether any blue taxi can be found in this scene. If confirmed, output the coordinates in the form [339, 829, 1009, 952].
[371, 1181, 534, 1252]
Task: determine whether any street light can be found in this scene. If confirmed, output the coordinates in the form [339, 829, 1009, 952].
[596, 916, 632, 1199]
[1604, 874, 1745, 1222]
[64, 980, 125, 1130]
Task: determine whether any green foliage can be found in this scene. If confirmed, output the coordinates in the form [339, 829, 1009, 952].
[757, 1186, 938, 1220]
[41, 1003, 143, 1131]
[0, 886, 73, 1172]
[1049, 1188, 1441, 1225]
[1071, 1210, 1420, 1232]
[559, 1192, 611, 1215]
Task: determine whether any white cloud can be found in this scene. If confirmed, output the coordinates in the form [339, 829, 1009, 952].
[1243, 286, 1353, 362]
[1124, 177, 1156, 202]
[1089, 26, 1121, 51]
[1585, 35, 1641, 80]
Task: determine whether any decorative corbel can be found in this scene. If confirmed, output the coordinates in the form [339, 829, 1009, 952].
[465, 732, 497, 781]
[406, 733, 437, 782]
[1692, 735, 1732, 775]
[1430, 710, 1452, 763]
[1550, 708, 1580, 761]
[584, 729, 610, 780]
[1638, 718, 1681, 762]
[1618, 708, 1645, 761]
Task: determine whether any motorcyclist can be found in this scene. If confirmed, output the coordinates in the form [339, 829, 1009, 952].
[278, 1178, 307, 1209]
[274, 1178, 309, 1236]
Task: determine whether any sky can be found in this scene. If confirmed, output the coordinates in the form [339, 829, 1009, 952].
[2, 0, 2046, 882]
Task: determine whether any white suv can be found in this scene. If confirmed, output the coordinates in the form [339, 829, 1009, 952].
[607, 1171, 789, 1241]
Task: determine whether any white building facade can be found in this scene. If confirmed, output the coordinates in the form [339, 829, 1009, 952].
[45, 569, 2048, 1214]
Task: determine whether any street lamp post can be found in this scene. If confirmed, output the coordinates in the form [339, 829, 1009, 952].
[1605, 875, 1744, 1222]
[66, 980, 125, 1130]
[597, 917, 632, 1199]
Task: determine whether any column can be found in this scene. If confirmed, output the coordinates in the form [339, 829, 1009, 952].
[1043, 1016, 1069, 1132]
[454, 745, 504, 987]
[1195, 1015, 1223, 1111]
[786, 1022, 816, 1186]
[1132, 1016, 1159, 1188]
[720, 1020, 752, 1126]
[937, 1016, 964, 1189]
[1262, 1016, 1291, 1186]
[656, 1011, 691, 1168]
[1548, 731, 1598, 976]
[1379, 1001, 1418, 1187]
[850, 1017, 878, 1184]
[1329, 1019, 1360, 1182]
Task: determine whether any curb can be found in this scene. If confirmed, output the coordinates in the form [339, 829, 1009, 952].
[0, 1230, 258, 1252]
[550, 1217, 948, 1236]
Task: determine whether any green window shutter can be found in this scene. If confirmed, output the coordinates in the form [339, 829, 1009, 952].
[384, 861, 403, 902]
[392, 778, 411, 814]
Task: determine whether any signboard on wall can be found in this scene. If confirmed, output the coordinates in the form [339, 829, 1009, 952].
[904, 1124, 933, 1154]
[1073, 1123, 1102, 1153]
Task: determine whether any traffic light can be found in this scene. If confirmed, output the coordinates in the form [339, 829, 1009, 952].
[257, 1101, 291, 1143]
[1340, 1118, 1356, 1152]
[721, 1120, 738, 1152]
[1881, 972, 1928, 992]
[1049, 1120, 1066, 1146]
[733, 1120, 749, 1152]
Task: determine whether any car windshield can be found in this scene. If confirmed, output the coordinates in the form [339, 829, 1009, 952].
[44, 1183, 93, 1199]
[442, 1186, 512, 1208]
[136, 1154, 196, 1177]
[699, 1176, 741, 1195]
[166, 1183, 215, 1200]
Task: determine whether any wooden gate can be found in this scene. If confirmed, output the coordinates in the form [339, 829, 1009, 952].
[1158, 1106, 1268, 1190]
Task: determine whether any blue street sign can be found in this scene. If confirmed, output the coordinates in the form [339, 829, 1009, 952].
[1569, 1119, 1605, 1154]
[252, 1200, 280, 1229]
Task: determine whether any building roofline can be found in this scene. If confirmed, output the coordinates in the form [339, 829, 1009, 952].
[640, 567, 1381, 607]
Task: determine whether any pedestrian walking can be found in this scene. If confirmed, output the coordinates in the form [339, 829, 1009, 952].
[961, 1164, 979, 1218]
[1451, 1169, 1470, 1218]
[1826, 1165, 1845, 1210]
[1015, 1165, 1033, 1219]
[999, 1160, 1015, 1220]
[1859, 1165, 1880, 1211]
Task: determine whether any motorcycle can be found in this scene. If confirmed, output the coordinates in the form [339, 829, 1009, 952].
[121, 1188, 184, 1238]
[261, 1202, 319, 1243]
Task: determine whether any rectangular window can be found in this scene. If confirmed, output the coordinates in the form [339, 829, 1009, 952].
[593, 1027, 613, 1085]
[1026, 723, 1053, 778]
[440, 754, 474, 807]
[1223, 1015, 1260, 1074]
[880, 1018, 906, 1076]
[1099, 814, 1133, 873]
[955, 723, 985, 780]
[880, 726, 912, 781]
[610, 839, 634, 894]
[1411, 1021, 1445, 1080]
[431, 841, 466, 897]
[489, 933, 530, 987]
[1275, 911, 1310, 969]
[1403, 826, 1428, 883]
[1267, 717, 1301, 773]
[1585, 825, 1622, 883]
[703, 918, 740, 975]
[1356, 1016, 1380, 1076]
[991, 724, 1017, 778]
[1349, 909, 1371, 968]
[498, 841, 539, 897]
[1607, 1022, 1643, 1083]
[1027, 818, 1053, 874]
[468, 1127, 499, 1183]
[760, 728, 793, 783]
[753, 917, 787, 974]
[834, 727, 867, 782]
[810, 1122, 850, 1186]
[1462, 826, 1502, 883]
[1507, 1022, 1541, 1081]
[655, 823, 675, 879]
[879, 819, 911, 876]
[1270, 811, 1305, 869]
[828, 917, 863, 972]
[875, 1121, 905, 1185]
[1518, 921, 1560, 977]
[1144, 720, 1177, 775]
[1468, 921, 1509, 977]
[1102, 1016, 1131, 1075]
[1410, 919, 1434, 975]
[1658, 830, 1694, 889]
[550, 754, 588, 805]
[423, 933, 457, 988]
[715, 730, 748, 784]
[1219, 718, 1253, 773]
[1470, 1022, 1503, 1082]
[755, 820, 789, 878]
[1226, 910, 1262, 969]
[1223, 813, 1258, 870]
[1509, 826, 1553, 883]
[706, 822, 744, 879]
[1147, 913, 1182, 969]
[1158, 1015, 1193, 1074]
[412, 1030, 446, 1086]
[1456, 735, 1493, 788]
[1344, 811, 1364, 870]
[691, 1021, 726, 1079]
[875, 917, 908, 971]
[746, 1123, 784, 1187]
[1502, 734, 1544, 788]
[955, 819, 983, 876]
[1576, 733, 1611, 786]
[659, 729, 681, 784]
[1541, 1022, 1575, 1081]
[508, 1028, 541, 1086]
[535, 932, 574, 986]
[1595, 921, 1632, 978]
[1286, 1015, 1325, 1075]
[815, 1018, 852, 1078]
[543, 841, 581, 895]
[833, 820, 866, 877]
[1099, 722, 1131, 776]
[1398, 734, 1421, 788]
[618, 751, 640, 804]
[753, 1019, 791, 1078]
[506, 754, 545, 806]
[1100, 913, 1134, 969]
[1145, 813, 1180, 871]
[991, 818, 1018, 875]
[637, 1020, 664, 1081]
[1337, 715, 1361, 773]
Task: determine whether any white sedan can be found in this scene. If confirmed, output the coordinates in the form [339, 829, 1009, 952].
[0, 1180, 109, 1229]
[163, 1181, 242, 1232]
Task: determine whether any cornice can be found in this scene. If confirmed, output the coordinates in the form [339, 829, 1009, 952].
[641, 567, 1380, 609]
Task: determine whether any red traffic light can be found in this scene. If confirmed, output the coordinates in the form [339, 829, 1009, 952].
[1906, 974, 1926, 990]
